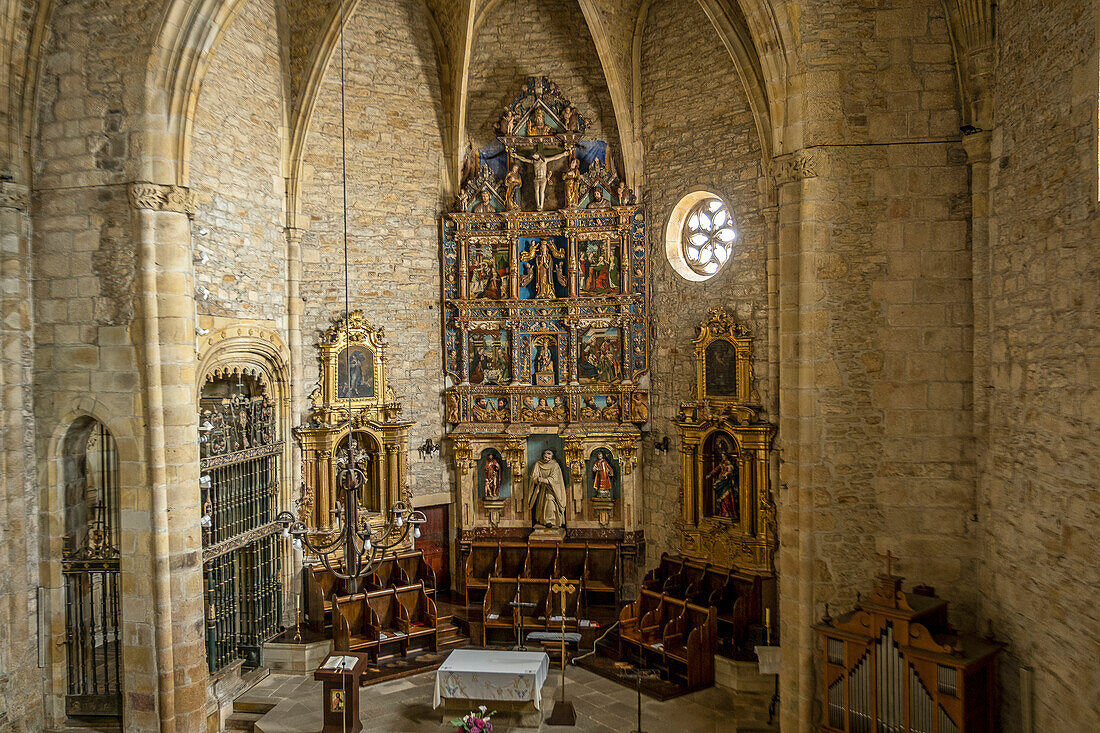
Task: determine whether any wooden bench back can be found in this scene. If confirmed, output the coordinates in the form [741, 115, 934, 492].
[466, 543, 499, 581]
[524, 545, 557, 578]
[498, 543, 528, 578]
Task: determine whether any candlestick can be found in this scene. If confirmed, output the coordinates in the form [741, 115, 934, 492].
[765, 607, 771, 645]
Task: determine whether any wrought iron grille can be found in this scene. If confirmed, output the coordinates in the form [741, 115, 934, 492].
[61, 420, 122, 718]
[200, 379, 284, 674]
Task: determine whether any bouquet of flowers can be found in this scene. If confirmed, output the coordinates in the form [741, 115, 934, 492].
[451, 704, 495, 732]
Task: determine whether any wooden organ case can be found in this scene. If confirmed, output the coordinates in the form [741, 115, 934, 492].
[813, 572, 1002, 733]
[442, 77, 648, 585]
[296, 312, 411, 543]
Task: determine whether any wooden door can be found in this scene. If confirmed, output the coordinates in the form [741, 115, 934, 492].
[418, 504, 450, 593]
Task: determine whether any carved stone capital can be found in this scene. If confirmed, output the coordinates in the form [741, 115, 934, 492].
[0, 181, 29, 211]
[128, 181, 196, 218]
[770, 149, 829, 187]
[962, 130, 992, 165]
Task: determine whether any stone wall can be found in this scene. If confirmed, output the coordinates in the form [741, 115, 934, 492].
[637, 0, 770, 565]
[190, 0, 288, 327]
[466, 0, 621, 163]
[981, 0, 1100, 727]
[29, 1, 178, 729]
[775, 2, 977, 726]
[297, 0, 448, 499]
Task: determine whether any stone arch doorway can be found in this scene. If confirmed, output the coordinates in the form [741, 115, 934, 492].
[59, 417, 123, 719]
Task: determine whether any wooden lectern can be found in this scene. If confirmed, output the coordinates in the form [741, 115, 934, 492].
[315, 652, 371, 733]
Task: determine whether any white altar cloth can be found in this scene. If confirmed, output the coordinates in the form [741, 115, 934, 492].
[433, 649, 550, 709]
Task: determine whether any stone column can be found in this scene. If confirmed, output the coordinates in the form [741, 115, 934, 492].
[963, 132, 992, 467]
[129, 182, 207, 733]
[0, 180, 44, 729]
[772, 150, 829, 733]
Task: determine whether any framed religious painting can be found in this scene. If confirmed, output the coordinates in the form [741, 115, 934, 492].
[316, 311, 389, 410]
[692, 307, 757, 404]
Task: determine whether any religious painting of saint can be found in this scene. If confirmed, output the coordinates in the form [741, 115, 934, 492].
[703, 432, 739, 521]
[336, 345, 375, 399]
[470, 396, 497, 422]
[531, 396, 562, 423]
[579, 327, 621, 384]
[467, 243, 509, 299]
[705, 339, 738, 397]
[578, 240, 620, 296]
[469, 332, 511, 385]
[531, 337, 558, 386]
[479, 449, 509, 499]
[589, 449, 617, 499]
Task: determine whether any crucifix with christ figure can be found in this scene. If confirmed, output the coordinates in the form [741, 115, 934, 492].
[547, 576, 577, 726]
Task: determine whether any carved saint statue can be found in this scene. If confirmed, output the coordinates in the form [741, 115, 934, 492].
[483, 453, 502, 499]
[562, 156, 581, 208]
[519, 238, 567, 298]
[528, 449, 566, 528]
[562, 105, 580, 133]
[454, 186, 470, 213]
[473, 189, 494, 213]
[592, 450, 615, 498]
[514, 150, 569, 211]
[616, 180, 633, 206]
[504, 164, 522, 211]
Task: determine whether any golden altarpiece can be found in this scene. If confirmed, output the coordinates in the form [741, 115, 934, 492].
[295, 312, 411, 543]
[442, 77, 648, 581]
[677, 308, 776, 576]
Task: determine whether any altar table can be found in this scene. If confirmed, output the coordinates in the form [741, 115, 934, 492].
[433, 649, 550, 710]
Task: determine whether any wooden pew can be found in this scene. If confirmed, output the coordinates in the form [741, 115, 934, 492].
[481, 576, 518, 645]
[367, 590, 409, 658]
[395, 582, 438, 653]
[305, 564, 349, 634]
[464, 542, 499, 613]
[332, 594, 379, 661]
[395, 551, 437, 594]
[524, 543, 557, 579]
[642, 553, 685, 593]
[496, 542, 528, 579]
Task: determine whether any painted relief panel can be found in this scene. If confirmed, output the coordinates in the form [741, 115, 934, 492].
[469, 331, 511, 385]
[468, 241, 510, 299]
[578, 238, 621, 296]
[579, 327, 622, 383]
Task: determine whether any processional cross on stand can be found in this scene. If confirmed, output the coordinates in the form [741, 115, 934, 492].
[547, 576, 577, 726]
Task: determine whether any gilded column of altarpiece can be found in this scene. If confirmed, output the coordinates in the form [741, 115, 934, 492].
[443, 78, 648, 559]
[677, 308, 777, 577]
[295, 312, 411, 550]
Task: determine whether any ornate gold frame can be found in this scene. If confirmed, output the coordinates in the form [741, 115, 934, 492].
[691, 307, 758, 404]
[678, 308, 775, 575]
[312, 310, 390, 417]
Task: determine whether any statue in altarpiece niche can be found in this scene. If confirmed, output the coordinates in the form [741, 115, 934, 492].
[562, 154, 581, 208]
[483, 453, 502, 499]
[519, 238, 567, 298]
[528, 449, 566, 528]
[592, 450, 615, 499]
[504, 164, 522, 211]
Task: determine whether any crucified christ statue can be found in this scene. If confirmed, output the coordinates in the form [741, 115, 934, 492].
[514, 150, 569, 211]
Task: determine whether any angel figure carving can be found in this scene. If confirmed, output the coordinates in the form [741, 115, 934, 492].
[519, 238, 567, 298]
